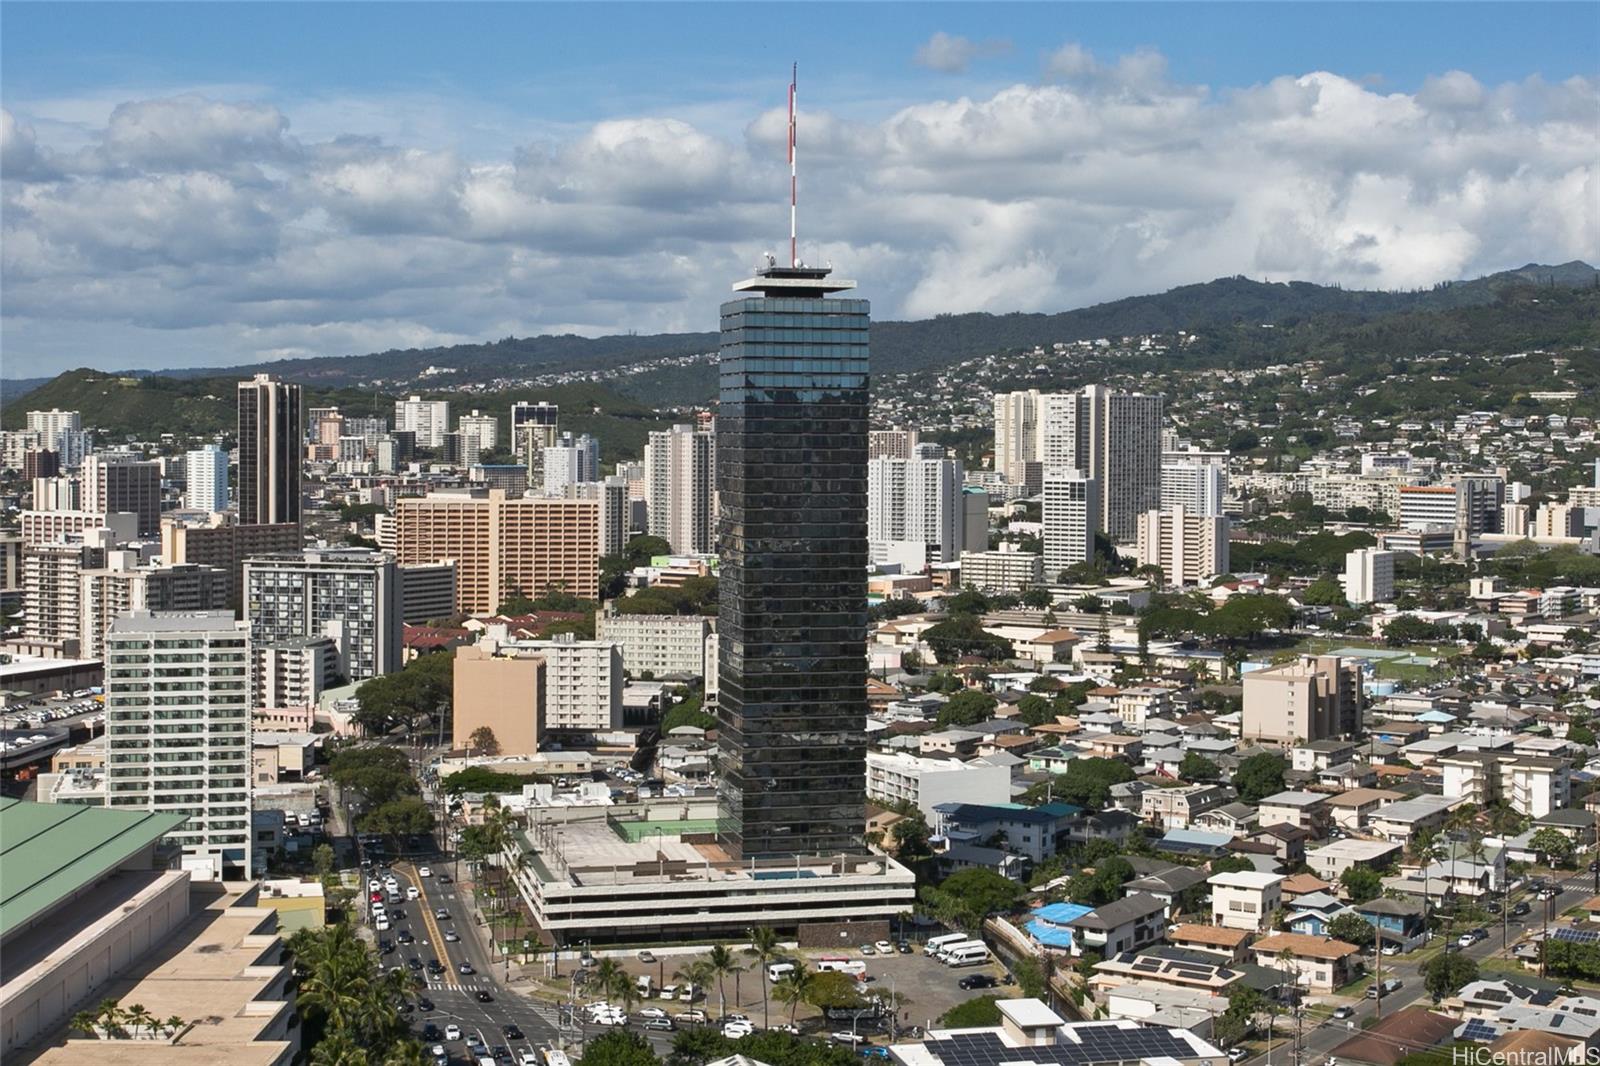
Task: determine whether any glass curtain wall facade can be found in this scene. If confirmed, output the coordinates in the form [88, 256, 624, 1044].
[716, 265, 870, 859]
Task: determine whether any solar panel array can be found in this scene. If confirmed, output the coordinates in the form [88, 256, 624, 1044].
[1553, 927, 1600, 945]
[1457, 1019, 1501, 1042]
[931, 1026, 1209, 1066]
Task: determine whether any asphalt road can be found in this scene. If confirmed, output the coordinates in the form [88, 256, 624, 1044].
[1245, 872, 1597, 1066]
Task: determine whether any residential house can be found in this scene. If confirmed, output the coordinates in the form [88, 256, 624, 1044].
[1166, 923, 1255, 963]
[1250, 932, 1362, 993]
[1123, 864, 1213, 919]
[1067, 893, 1169, 958]
[1369, 794, 1455, 845]
[1066, 810, 1142, 848]
[1280, 873, 1335, 902]
[1284, 891, 1350, 937]
[1440, 752, 1571, 818]
[1024, 901, 1093, 955]
[1079, 733, 1145, 764]
[932, 803, 1068, 863]
[1195, 802, 1259, 836]
[1211, 870, 1286, 932]
[1292, 740, 1358, 773]
[1307, 839, 1405, 883]
[1251, 823, 1311, 866]
[1532, 809, 1597, 849]
[1257, 791, 1333, 837]
[1327, 788, 1404, 832]
[1142, 785, 1232, 831]
[1355, 897, 1427, 950]
[1328, 1007, 1459, 1066]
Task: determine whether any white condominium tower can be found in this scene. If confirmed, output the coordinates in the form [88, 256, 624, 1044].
[645, 424, 715, 554]
[1161, 458, 1227, 516]
[458, 410, 499, 455]
[185, 444, 229, 513]
[26, 408, 90, 468]
[868, 443, 964, 564]
[993, 390, 1045, 485]
[543, 433, 601, 495]
[1344, 547, 1395, 605]
[1042, 468, 1099, 580]
[394, 395, 450, 448]
[999, 385, 1164, 542]
[104, 610, 252, 880]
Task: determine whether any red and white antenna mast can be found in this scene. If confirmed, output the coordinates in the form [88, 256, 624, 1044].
[788, 62, 798, 268]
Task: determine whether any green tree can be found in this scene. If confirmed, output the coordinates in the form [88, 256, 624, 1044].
[468, 726, 501, 756]
[1025, 757, 1135, 807]
[312, 843, 337, 882]
[938, 690, 999, 727]
[920, 868, 1024, 930]
[1421, 952, 1478, 1000]
[806, 971, 868, 1012]
[1179, 752, 1221, 782]
[890, 811, 933, 860]
[706, 944, 745, 1020]
[1016, 694, 1055, 726]
[1327, 912, 1376, 947]
[745, 926, 782, 1029]
[358, 797, 435, 845]
[1530, 827, 1576, 867]
[1209, 855, 1256, 875]
[579, 1028, 660, 1066]
[771, 964, 814, 1027]
[1233, 753, 1288, 803]
[1569, 723, 1596, 746]
[1340, 865, 1384, 905]
[940, 996, 1002, 1027]
[1302, 576, 1348, 607]
[923, 615, 1013, 662]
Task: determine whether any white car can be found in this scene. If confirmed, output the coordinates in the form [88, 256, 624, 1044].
[445, 1024, 462, 1041]
[1227, 1049, 1248, 1063]
[520, 1054, 540, 1066]
[875, 940, 894, 954]
[638, 1007, 668, 1019]
[418, 866, 433, 877]
[406, 886, 421, 900]
[444, 931, 460, 942]
[723, 1023, 753, 1039]
[368, 879, 381, 893]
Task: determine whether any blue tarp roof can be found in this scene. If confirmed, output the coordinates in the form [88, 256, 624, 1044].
[1031, 902, 1094, 925]
[1025, 920, 1076, 948]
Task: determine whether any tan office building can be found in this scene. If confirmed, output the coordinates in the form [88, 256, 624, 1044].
[453, 643, 546, 756]
[161, 517, 305, 607]
[395, 490, 600, 614]
[1241, 655, 1363, 745]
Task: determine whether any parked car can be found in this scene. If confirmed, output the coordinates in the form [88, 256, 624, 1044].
[832, 1033, 867, 1047]
[1332, 1006, 1355, 1020]
[1227, 1050, 1248, 1063]
[639, 1008, 668, 1019]
[1367, 979, 1403, 998]
[874, 940, 894, 954]
[959, 974, 998, 990]
[859, 944, 876, 955]
[680, 1009, 709, 1024]
[639, 950, 656, 964]
[897, 941, 912, 954]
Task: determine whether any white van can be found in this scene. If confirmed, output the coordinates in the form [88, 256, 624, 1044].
[636, 974, 653, 996]
[767, 962, 796, 983]
[934, 938, 986, 962]
[924, 933, 968, 957]
[816, 960, 867, 978]
[544, 1051, 573, 1066]
[945, 944, 991, 967]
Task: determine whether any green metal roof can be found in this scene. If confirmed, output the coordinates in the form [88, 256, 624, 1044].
[0, 797, 188, 940]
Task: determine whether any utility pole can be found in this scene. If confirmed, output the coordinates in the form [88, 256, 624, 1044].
[1373, 936, 1383, 1021]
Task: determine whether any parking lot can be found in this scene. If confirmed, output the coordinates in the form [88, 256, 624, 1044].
[584, 940, 1013, 1035]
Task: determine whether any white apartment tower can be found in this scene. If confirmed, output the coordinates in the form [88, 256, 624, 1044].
[104, 610, 253, 880]
[543, 433, 601, 495]
[993, 390, 1044, 485]
[868, 428, 919, 460]
[1135, 506, 1230, 586]
[645, 424, 715, 554]
[26, 408, 90, 468]
[868, 444, 964, 565]
[1344, 548, 1396, 605]
[185, 444, 229, 513]
[1042, 468, 1099, 580]
[1161, 458, 1227, 516]
[458, 410, 499, 455]
[394, 395, 451, 448]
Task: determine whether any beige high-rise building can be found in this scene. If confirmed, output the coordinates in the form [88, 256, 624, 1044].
[1242, 655, 1363, 745]
[1534, 502, 1582, 538]
[161, 516, 305, 608]
[395, 490, 600, 614]
[645, 424, 715, 554]
[1135, 506, 1230, 587]
[452, 642, 547, 756]
[79, 556, 229, 659]
[24, 533, 112, 646]
[20, 509, 137, 548]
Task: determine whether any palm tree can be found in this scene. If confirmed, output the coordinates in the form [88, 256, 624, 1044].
[745, 926, 782, 1029]
[593, 957, 627, 1003]
[124, 1003, 154, 1040]
[773, 964, 813, 1027]
[673, 958, 715, 1010]
[69, 1009, 101, 1039]
[163, 1016, 186, 1039]
[94, 998, 127, 1039]
[706, 944, 745, 1020]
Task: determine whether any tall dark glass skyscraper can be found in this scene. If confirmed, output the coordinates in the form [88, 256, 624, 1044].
[716, 263, 870, 860]
[237, 373, 302, 526]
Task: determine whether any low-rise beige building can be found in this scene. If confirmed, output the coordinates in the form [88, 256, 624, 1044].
[452, 642, 547, 756]
[1241, 655, 1363, 745]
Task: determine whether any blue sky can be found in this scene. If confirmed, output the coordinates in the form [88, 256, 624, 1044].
[2, 3, 1596, 375]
